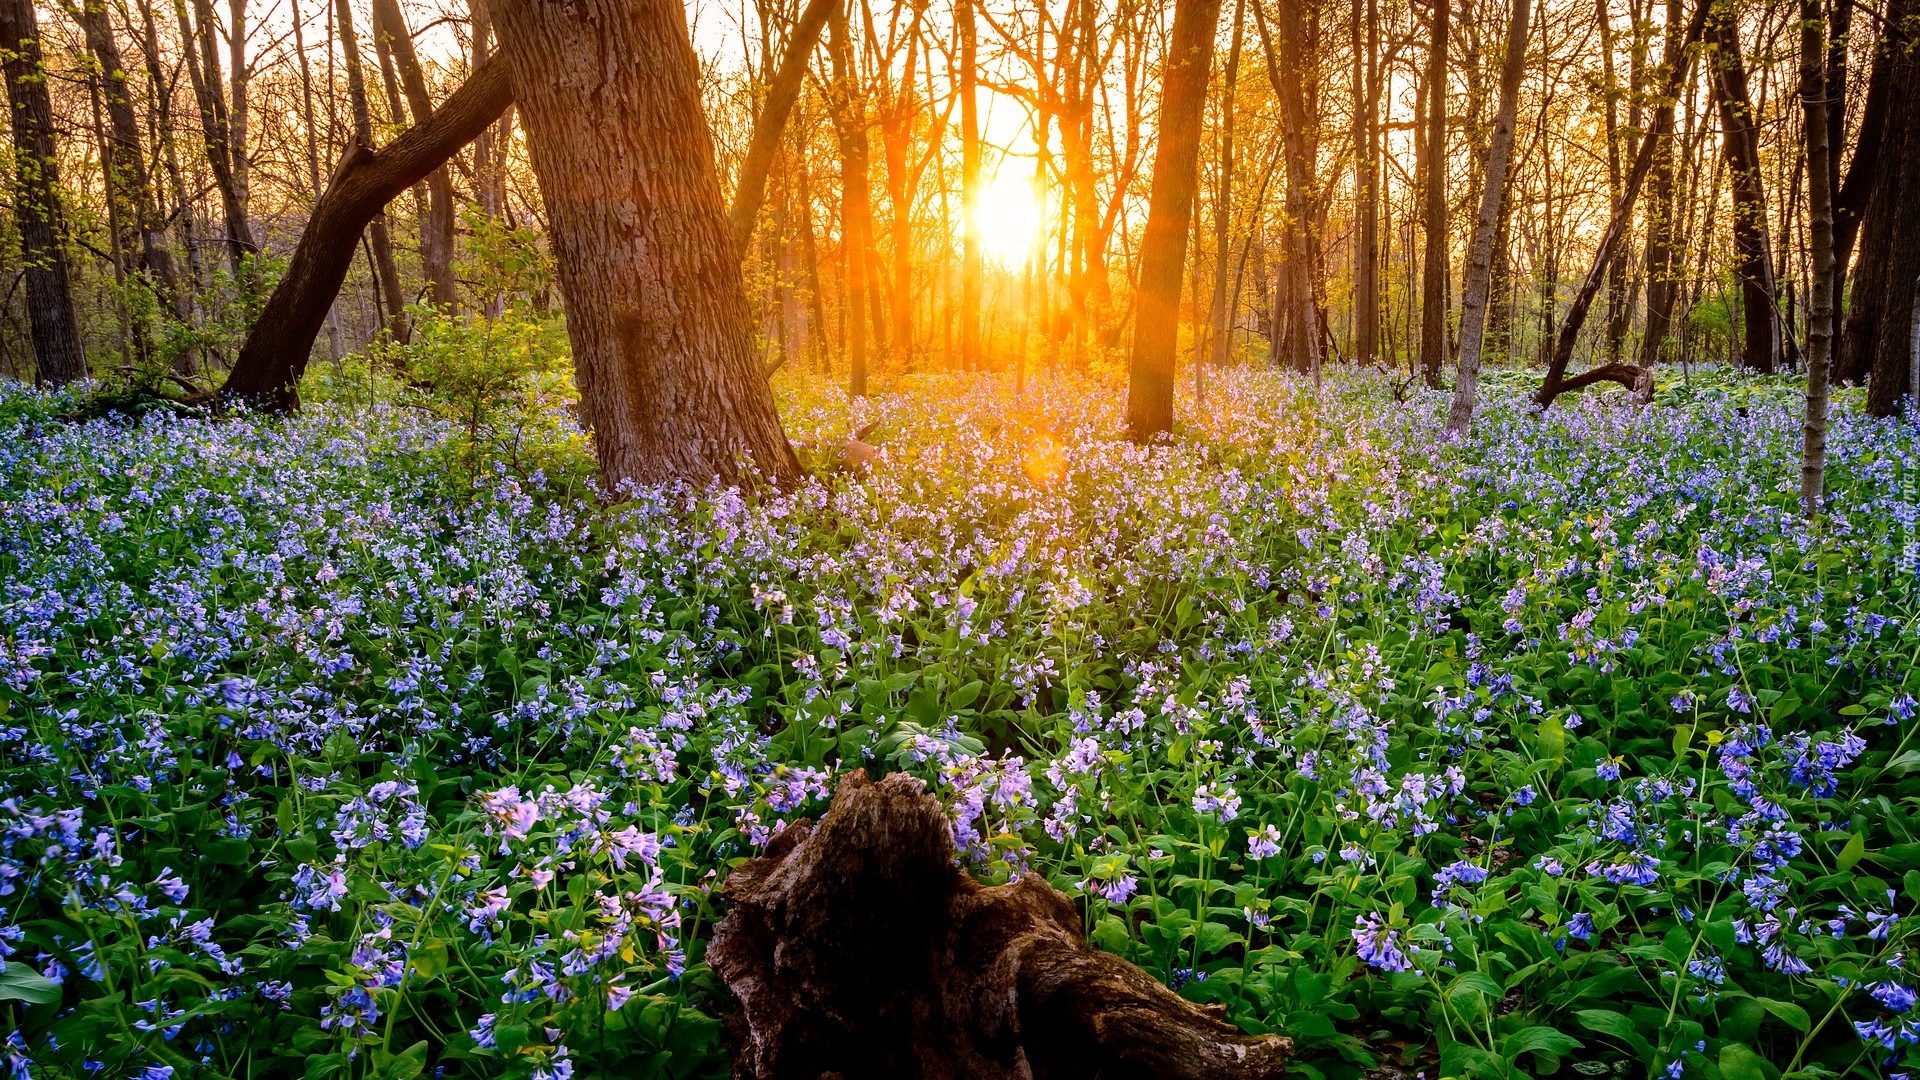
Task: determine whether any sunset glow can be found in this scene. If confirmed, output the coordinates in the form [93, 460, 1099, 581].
[975, 170, 1042, 265]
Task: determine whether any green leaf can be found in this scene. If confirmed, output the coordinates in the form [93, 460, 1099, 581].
[1757, 996, 1811, 1032]
[380, 1041, 429, 1080]
[1573, 1009, 1652, 1057]
[0, 961, 61, 1005]
[1500, 1025, 1580, 1058]
[1837, 832, 1867, 872]
[1719, 1042, 1770, 1080]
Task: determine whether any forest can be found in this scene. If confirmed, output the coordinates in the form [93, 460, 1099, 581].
[2, 0, 1920, 1074]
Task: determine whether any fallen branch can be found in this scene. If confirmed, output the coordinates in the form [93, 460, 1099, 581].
[710, 770, 1293, 1079]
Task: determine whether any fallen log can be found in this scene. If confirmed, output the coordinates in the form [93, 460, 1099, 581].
[709, 770, 1293, 1080]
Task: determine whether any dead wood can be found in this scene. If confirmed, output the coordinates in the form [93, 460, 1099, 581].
[709, 770, 1293, 1080]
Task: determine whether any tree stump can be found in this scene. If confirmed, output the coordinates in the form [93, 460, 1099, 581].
[709, 771, 1293, 1080]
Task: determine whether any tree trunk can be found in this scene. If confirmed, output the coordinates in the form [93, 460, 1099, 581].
[0, 0, 88, 386]
[136, 0, 203, 324]
[1352, 0, 1379, 364]
[1858, 22, 1920, 418]
[336, 0, 410, 341]
[1418, 0, 1448, 385]
[711, 771, 1293, 1080]
[1597, 0, 1625, 364]
[1443, 0, 1531, 433]
[220, 59, 514, 407]
[1208, 0, 1246, 370]
[75, 0, 179, 306]
[1836, 0, 1911, 393]
[1252, 0, 1320, 377]
[1705, 0, 1780, 373]
[959, 0, 980, 371]
[828, 0, 874, 397]
[490, 0, 801, 488]
[374, 0, 459, 310]
[229, 0, 248, 248]
[1637, 0, 1681, 367]
[1125, 0, 1225, 437]
[1800, 0, 1835, 514]
[1534, 0, 1707, 409]
[729, 0, 834, 252]
[175, 0, 254, 268]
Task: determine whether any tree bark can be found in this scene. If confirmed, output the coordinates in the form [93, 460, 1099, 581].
[1252, 0, 1320, 377]
[333, 0, 410, 341]
[958, 0, 980, 370]
[174, 0, 254, 269]
[0, 0, 88, 386]
[1836, 0, 1912, 394]
[1443, 0, 1531, 432]
[711, 771, 1293, 1080]
[1859, 23, 1920, 417]
[1418, 0, 1448, 385]
[1637, 0, 1682, 367]
[489, 0, 801, 489]
[729, 0, 834, 252]
[220, 59, 514, 408]
[1352, 0, 1379, 364]
[1125, 0, 1225, 438]
[373, 0, 458, 310]
[1800, 0, 1835, 514]
[1705, 0, 1780, 373]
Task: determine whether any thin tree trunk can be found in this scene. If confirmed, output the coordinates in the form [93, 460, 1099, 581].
[289, 0, 343, 360]
[1800, 0, 1834, 514]
[75, 0, 179, 308]
[828, 0, 874, 397]
[336, 0, 410, 340]
[175, 0, 253, 268]
[0, 0, 88, 385]
[1706, 0, 1780, 372]
[230, 0, 248, 245]
[1351, 0, 1379, 364]
[1535, 0, 1707, 407]
[1252, 0, 1320, 376]
[220, 59, 513, 407]
[136, 0, 203, 321]
[1208, 0, 1246, 370]
[1597, 0, 1626, 362]
[729, 0, 834, 250]
[490, 0, 801, 488]
[374, 0, 459, 310]
[1444, 0, 1531, 432]
[1637, 0, 1681, 367]
[959, 0, 980, 370]
[1125, 0, 1225, 437]
[1419, 0, 1448, 384]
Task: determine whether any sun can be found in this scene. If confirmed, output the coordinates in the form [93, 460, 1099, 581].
[973, 170, 1042, 265]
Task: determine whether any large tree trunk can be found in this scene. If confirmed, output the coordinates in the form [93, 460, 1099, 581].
[220, 60, 514, 407]
[1838, 0, 1916, 404]
[1125, 0, 1225, 438]
[1800, 0, 1835, 514]
[373, 0, 458, 310]
[1705, 0, 1780, 373]
[1418, 0, 1448, 385]
[1859, 32, 1920, 417]
[0, 0, 88, 386]
[711, 771, 1293, 1079]
[728, 0, 834, 252]
[1831, 0, 1893, 376]
[1443, 0, 1531, 433]
[490, 0, 801, 488]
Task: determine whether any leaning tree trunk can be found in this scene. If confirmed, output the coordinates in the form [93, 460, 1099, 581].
[0, 0, 88, 387]
[219, 59, 513, 407]
[728, 0, 834, 252]
[1443, 0, 1531, 433]
[711, 771, 1293, 1079]
[1533, 0, 1707, 410]
[1125, 0, 1226, 439]
[490, 0, 802, 489]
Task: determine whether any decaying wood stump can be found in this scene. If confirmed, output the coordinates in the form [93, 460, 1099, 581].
[709, 770, 1293, 1079]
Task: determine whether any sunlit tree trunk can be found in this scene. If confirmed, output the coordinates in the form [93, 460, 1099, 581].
[1125, 0, 1224, 438]
[489, 0, 801, 488]
[828, 0, 874, 396]
[729, 0, 834, 251]
[1444, 0, 1530, 432]
[1351, 0, 1379, 364]
[0, 0, 87, 385]
[1637, 0, 1681, 367]
[958, 0, 980, 370]
[1208, 0, 1246, 371]
[1418, 0, 1448, 385]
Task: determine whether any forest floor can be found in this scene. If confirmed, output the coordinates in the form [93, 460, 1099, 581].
[2, 364, 1918, 1080]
